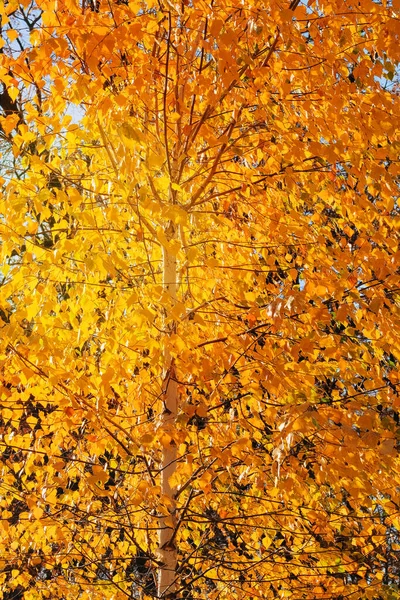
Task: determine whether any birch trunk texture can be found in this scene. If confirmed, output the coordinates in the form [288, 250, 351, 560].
[158, 221, 178, 598]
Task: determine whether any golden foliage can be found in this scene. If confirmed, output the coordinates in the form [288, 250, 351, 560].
[0, 0, 399, 598]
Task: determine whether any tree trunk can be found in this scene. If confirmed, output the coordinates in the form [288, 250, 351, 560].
[158, 221, 178, 598]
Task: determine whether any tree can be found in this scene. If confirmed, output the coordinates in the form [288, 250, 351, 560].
[0, 0, 399, 598]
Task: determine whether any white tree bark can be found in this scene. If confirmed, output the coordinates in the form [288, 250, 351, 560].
[158, 221, 178, 598]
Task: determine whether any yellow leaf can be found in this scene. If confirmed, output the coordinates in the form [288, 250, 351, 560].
[92, 465, 109, 483]
[7, 86, 19, 102]
[32, 506, 44, 520]
[262, 535, 272, 549]
[196, 404, 208, 418]
[6, 29, 19, 41]
[120, 122, 142, 143]
[315, 285, 327, 296]
[140, 433, 155, 446]
[206, 568, 218, 579]
[26, 415, 37, 429]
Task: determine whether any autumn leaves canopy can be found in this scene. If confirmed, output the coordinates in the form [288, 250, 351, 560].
[0, 0, 399, 598]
